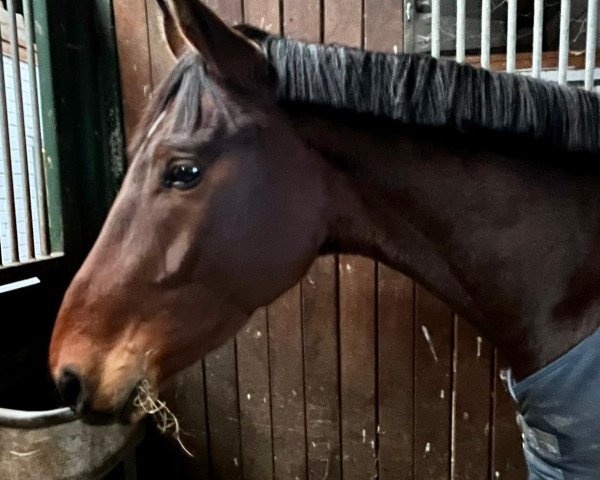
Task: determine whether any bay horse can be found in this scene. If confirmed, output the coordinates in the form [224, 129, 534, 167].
[50, 0, 600, 477]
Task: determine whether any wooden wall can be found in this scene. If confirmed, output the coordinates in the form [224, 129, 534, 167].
[113, 1, 527, 478]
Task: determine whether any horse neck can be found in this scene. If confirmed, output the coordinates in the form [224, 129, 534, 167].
[289, 106, 600, 378]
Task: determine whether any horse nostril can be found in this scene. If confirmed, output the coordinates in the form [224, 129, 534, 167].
[57, 368, 86, 411]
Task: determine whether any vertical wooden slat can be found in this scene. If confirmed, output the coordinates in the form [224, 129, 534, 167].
[0, 16, 18, 264]
[167, 362, 210, 479]
[456, 0, 466, 62]
[377, 266, 414, 479]
[558, 0, 571, 85]
[114, 0, 153, 142]
[236, 309, 273, 480]
[491, 355, 527, 480]
[23, 0, 49, 256]
[324, 0, 362, 48]
[205, 344, 244, 480]
[268, 285, 307, 480]
[8, 0, 34, 260]
[506, 0, 517, 73]
[452, 319, 493, 479]
[481, 0, 491, 69]
[283, 0, 321, 42]
[414, 285, 452, 480]
[364, 0, 404, 55]
[338, 256, 377, 480]
[203, 0, 244, 25]
[584, 0, 598, 90]
[431, 0, 440, 58]
[302, 257, 341, 480]
[531, 0, 544, 78]
[244, 0, 280, 33]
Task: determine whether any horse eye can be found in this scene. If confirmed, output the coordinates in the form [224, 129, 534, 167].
[163, 161, 203, 190]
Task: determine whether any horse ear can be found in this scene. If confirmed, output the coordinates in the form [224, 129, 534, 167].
[156, 0, 188, 59]
[163, 0, 269, 87]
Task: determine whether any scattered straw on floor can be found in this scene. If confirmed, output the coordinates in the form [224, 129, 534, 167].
[134, 379, 194, 457]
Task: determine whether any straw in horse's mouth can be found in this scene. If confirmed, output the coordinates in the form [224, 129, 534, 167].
[133, 379, 194, 457]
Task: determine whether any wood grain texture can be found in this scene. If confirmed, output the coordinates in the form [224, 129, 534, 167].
[453, 319, 493, 479]
[283, 0, 321, 42]
[364, 0, 404, 53]
[113, 0, 152, 142]
[236, 308, 273, 480]
[204, 343, 244, 479]
[164, 361, 210, 479]
[268, 285, 307, 479]
[377, 266, 414, 479]
[414, 286, 453, 480]
[338, 256, 377, 480]
[302, 257, 341, 480]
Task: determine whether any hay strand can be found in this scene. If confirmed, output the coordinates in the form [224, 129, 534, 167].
[134, 379, 194, 457]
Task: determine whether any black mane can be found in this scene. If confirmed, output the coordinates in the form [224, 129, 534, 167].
[246, 29, 600, 154]
[144, 28, 600, 155]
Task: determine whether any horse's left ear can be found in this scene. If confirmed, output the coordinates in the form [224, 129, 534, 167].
[156, 0, 188, 59]
[164, 0, 269, 87]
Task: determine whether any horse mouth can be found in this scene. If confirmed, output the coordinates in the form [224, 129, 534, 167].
[79, 383, 141, 426]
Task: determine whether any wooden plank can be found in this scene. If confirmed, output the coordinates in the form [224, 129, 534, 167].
[324, 0, 362, 47]
[452, 319, 493, 479]
[268, 285, 307, 479]
[414, 285, 453, 480]
[377, 266, 414, 479]
[203, 0, 244, 25]
[283, 0, 321, 42]
[204, 344, 243, 479]
[364, 0, 404, 54]
[243, 0, 280, 33]
[491, 354, 528, 480]
[302, 257, 341, 480]
[236, 308, 273, 480]
[146, 0, 177, 87]
[338, 256, 377, 480]
[113, 0, 153, 143]
[163, 361, 210, 479]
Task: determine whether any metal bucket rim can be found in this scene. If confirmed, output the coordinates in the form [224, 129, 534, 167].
[0, 406, 78, 429]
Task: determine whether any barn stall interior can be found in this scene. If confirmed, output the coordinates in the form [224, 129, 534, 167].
[0, 0, 599, 479]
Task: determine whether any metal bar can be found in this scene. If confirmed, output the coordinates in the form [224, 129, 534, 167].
[558, 0, 571, 85]
[23, 0, 49, 256]
[0, 20, 18, 264]
[431, 0, 440, 58]
[585, 0, 598, 90]
[7, 0, 35, 260]
[456, 0, 466, 62]
[532, 0, 544, 78]
[506, 0, 517, 72]
[481, 0, 491, 69]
